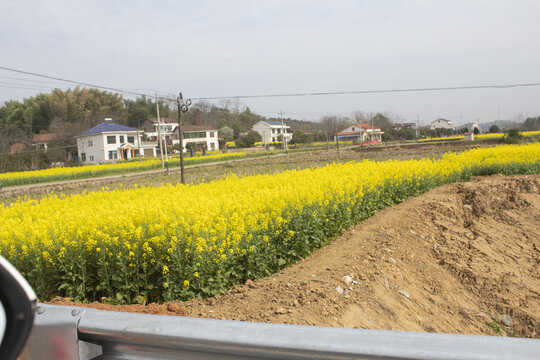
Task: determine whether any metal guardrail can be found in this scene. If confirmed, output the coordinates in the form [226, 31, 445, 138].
[19, 304, 540, 360]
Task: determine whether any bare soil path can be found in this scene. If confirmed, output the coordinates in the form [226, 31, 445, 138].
[49, 175, 540, 338]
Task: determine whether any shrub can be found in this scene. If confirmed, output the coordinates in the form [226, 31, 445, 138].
[236, 131, 262, 148]
[504, 128, 522, 144]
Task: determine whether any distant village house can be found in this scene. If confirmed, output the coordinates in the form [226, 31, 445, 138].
[142, 118, 178, 144]
[9, 141, 29, 155]
[335, 123, 383, 144]
[171, 125, 219, 151]
[430, 118, 455, 130]
[9, 133, 58, 155]
[32, 133, 58, 151]
[75, 119, 150, 165]
[142, 118, 218, 151]
[392, 122, 416, 131]
[252, 120, 292, 143]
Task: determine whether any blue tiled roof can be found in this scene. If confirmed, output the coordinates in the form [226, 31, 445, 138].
[78, 122, 136, 136]
[265, 120, 285, 126]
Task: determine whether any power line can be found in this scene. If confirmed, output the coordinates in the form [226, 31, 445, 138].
[0, 66, 176, 102]
[191, 82, 540, 101]
[0, 144, 77, 156]
[0, 80, 71, 89]
[0, 124, 65, 129]
[0, 84, 69, 92]
[0, 75, 75, 86]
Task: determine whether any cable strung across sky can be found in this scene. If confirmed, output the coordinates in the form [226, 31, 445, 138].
[1, 65, 540, 103]
[190, 83, 540, 100]
[0, 66, 176, 101]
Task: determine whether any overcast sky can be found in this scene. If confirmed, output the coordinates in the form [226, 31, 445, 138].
[1, 0, 539, 125]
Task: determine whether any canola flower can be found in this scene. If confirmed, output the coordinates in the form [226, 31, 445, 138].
[419, 131, 540, 142]
[419, 135, 464, 142]
[0, 144, 538, 304]
[253, 141, 353, 146]
[0, 152, 248, 187]
[476, 131, 540, 139]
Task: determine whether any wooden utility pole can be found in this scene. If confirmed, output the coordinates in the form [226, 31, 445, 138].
[177, 93, 185, 184]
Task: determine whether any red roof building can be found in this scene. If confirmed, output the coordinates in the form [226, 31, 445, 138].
[335, 123, 383, 144]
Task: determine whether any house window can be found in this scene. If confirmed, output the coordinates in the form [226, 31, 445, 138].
[210, 142, 215, 149]
[272, 129, 275, 134]
[107, 136, 116, 144]
[127, 136, 135, 143]
[119, 136, 125, 143]
[108, 151, 118, 160]
[184, 132, 206, 139]
[89, 155, 94, 161]
[272, 137, 276, 142]
[210, 131, 215, 137]
[352, 127, 355, 131]
[88, 140, 93, 147]
[80, 153, 86, 162]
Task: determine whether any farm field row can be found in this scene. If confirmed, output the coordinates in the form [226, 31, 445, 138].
[1, 143, 539, 304]
[0, 141, 490, 204]
[419, 130, 540, 142]
[0, 151, 259, 187]
[6, 132, 535, 189]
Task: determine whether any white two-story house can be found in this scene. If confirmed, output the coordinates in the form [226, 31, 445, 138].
[76, 120, 143, 164]
[430, 118, 455, 130]
[171, 125, 219, 151]
[141, 117, 178, 145]
[252, 120, 292, 143]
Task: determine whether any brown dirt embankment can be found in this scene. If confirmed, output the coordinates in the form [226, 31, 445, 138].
[50, 175, 540, 337]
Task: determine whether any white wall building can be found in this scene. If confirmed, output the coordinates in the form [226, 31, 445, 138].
[171, 125, 219, 151]
[464, 132, 475, 141]
[430, 118, 455, 130]
[76, 120, 144, 165]
[335, 123, 383, 143]
[252, 120, 292, 143]
[458, 122, 480, 133]
[142, 118, 178, 144]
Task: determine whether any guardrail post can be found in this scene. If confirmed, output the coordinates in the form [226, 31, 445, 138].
[19, 305, 102, 360]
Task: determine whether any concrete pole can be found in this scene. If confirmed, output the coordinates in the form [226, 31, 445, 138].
[156, 93, 164, 168]
[137, 118, 142, 162]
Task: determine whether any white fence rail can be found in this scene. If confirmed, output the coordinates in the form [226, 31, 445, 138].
[20, 304, 540, 360]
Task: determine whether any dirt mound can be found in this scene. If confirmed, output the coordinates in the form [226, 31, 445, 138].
[49, 175, 540, 337]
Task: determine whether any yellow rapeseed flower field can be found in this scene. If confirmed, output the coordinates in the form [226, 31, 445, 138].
[419, 130, 540, 142]
[0, 152, 248, 187]
[0, 144, 538, 303]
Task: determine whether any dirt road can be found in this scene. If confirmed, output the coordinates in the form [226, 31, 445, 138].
[50, 175, 540, 337]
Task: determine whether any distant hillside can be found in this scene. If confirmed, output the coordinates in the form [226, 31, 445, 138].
[479, 120, 520, 132]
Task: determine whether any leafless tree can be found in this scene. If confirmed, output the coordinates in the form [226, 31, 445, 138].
[352, 111, 375, 124]
[218, 99, 232, 111]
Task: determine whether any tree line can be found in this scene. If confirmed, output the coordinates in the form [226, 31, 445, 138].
[0, 88, 322, 171]
[1, 87, 538, 172]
